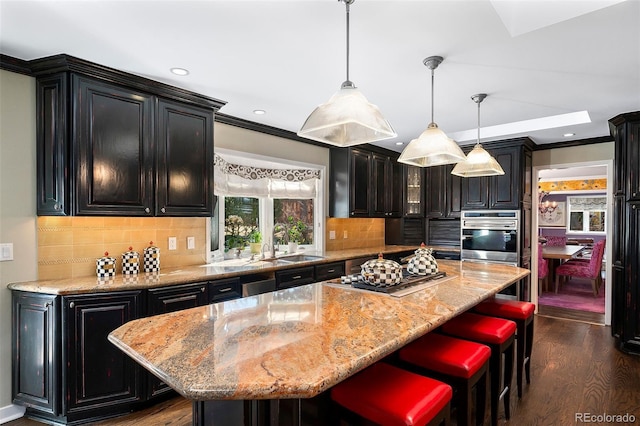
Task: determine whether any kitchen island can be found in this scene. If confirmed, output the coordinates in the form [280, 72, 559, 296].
[108, 260, 529, 426]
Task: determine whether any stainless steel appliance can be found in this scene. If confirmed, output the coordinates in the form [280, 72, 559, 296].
[461, 210, 520, 265]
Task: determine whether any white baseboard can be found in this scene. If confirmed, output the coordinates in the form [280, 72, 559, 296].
[0, 404, 26, 424]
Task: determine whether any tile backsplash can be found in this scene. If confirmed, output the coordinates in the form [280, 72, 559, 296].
[325, 218, 385, 251]
[37, 216, 207, 280]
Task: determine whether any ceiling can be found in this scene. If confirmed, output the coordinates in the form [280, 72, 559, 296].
[1, 0, 639, 154]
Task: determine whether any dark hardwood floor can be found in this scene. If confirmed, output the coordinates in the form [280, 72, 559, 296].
[9, 315, 640, 425]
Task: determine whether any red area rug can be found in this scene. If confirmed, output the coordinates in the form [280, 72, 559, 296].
[538, 277, 605, 314]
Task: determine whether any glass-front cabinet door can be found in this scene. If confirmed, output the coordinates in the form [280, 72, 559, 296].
[404, 165, 424, 216]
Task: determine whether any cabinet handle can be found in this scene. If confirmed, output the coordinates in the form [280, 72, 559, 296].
[145, 207, 150, 213]
[634, 192, 638, 197]
[201, 287, 206, 292]
[53, 203, 59, 210]
[633, 205, 637, 210]
[327, 269, 335, 273]
[161, 207, 166, 213]
[218, 287, 233, 293]
[69, 301, 74, 308]
[44, 301, 52, 308]
[292, 275, 302, 280]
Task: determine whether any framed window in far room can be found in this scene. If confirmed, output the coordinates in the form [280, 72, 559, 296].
[566, 195, 606, 234]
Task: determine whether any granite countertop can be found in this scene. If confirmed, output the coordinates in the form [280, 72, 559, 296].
[108, 260, 529, 401]
[8, 245, 458, 295]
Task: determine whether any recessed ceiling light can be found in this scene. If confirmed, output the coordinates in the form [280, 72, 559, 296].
[253, 109, 266, 115]
[563, 133, 575, 137]
[395, 142, 404, 146]
[170, 67, 189, 76]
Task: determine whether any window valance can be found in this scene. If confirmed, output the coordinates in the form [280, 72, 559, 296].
[214, 153, 320, 198]
[568, 196, 606, 211]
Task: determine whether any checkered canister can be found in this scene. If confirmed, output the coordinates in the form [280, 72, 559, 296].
[143, 242, 160, 273]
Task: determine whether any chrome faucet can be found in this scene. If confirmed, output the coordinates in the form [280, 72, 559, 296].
[261, 242, 270, 259]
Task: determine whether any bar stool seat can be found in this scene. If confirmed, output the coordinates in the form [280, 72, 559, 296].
[474, 298, 535, 398]
[398, 333, 490, 426]
[331, 362, 452, 426]
[440, 312, 516, 426]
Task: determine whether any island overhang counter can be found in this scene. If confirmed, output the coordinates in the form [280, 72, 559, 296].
[108, 260, 530, 426]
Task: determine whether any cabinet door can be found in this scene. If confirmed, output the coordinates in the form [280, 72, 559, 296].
[62, 291, 142, 413]
[489, 146, 521, 209]
[623, 202, 640, 350]
[372, 154, 402, 217]
[627, 121, 640, 201]
[387, 157, 403, 217]
[156, 100, 214, 216]
[12, 292, 59, 415]
[461, 175, 489, 210]
[315, 262, 346, 281]
[426, 165, 461, 218]
[147, 282, 208, 315]
[37, 74, 69, 216]
[404, 165, 424, 216]
[349, 149, 372, 217]
[74, 76, 154, 216]
[446, 164, 462, 218]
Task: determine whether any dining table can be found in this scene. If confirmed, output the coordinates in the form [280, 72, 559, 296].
[541, 245, 586, 287]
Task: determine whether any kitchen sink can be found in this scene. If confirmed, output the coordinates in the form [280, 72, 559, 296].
[274, 254, 324, 263]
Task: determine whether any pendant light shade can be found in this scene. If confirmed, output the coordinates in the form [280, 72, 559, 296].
[398, 56, 466, 167]
[451, 94, 505, 177]
[297, 0, 396, 147]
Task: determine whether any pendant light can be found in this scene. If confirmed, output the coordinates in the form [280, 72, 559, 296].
[297, 0, 396, 147]
[451, 94, 505, 177]
[398, 56, 466, 167]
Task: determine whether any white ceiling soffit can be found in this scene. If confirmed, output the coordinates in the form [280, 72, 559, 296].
[450, 111, 591, 143]
[538, 165, 608, 180]
[490, 0, 629, 37]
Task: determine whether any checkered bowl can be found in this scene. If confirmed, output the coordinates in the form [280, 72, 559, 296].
[407, 246, 439, 276]
[361, 254, 403, 287]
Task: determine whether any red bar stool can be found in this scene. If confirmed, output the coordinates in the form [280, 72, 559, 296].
[398, 333, 490, 426]
[474, 297, 535, 399]
[440, 312, 516, 426]
[331, 362, 453, 426]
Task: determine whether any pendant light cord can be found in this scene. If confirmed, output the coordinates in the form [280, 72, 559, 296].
[344, 0, 352, 85]
[431, 67, 435, 124]
[477, 97, 481, 144]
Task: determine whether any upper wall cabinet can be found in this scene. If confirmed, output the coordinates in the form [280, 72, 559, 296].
[460, 138, 534, 210]
[33, 55, 225, 216]
[330, 146, 402, 218]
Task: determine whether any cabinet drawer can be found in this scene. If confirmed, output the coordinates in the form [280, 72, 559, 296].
[209, 278, 241, 302]
[147, 282, 208, 315]
[315, 262, 345, 281]
[276, 266, 316, 290]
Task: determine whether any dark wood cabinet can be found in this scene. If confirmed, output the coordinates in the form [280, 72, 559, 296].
[156, 100, 214, 216]
[62, 292, 142, 417]
[147, 282, 208, 398]
[32, 54, 224, 217]
[12, 292, 58, 416]
[460, 139, 533, 211]
[74, 76, 154, 215]
[209, 277, 242, 303]
[404, 165, 424, 217]
[372, 153, 403, 217]
[315, 261, 345, 281]
[608, 111, 640, 355]
[330, 146, 402, 218]
[426, 164, 461, 218]
[276, 266, 316, 289]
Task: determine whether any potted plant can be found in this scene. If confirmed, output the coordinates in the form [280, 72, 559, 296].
[286, 217, 307, 254]
[248, 230, 262, 254]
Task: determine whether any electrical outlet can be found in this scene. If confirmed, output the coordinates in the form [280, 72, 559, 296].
[187, 236, 195, 250]
[168, 237, 177, 250]
[329, 230, 336, 240]
[343, 230, 348, 239]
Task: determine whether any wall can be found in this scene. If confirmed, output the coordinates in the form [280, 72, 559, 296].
[0, 70, 36, 419]
[533, 142, 614, 167]
[325, 218, 385, 251]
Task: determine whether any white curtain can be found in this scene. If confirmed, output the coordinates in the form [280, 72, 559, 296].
[214, 153, 320, 198]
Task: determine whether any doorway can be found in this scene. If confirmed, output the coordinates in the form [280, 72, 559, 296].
[532, 160, 612, 325]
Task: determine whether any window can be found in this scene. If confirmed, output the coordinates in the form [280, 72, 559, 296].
[566, 195, 606, 234]
[209, 150, 323, 260]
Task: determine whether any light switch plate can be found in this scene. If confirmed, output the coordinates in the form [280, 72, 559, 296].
[329, 230, 336, 240]
[0, 243, 14, 261]
[187, 236, 195, 250]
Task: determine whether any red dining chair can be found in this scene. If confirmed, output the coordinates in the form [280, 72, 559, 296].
[538, 243, 549, 292]
[554, 240, 605, 297]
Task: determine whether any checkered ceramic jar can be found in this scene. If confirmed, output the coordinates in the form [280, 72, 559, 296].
[96, 253, 116, 278]
[122, 248, 139, 275]
[407, 244, 439, 275]
[361, 254, 403, 287]
[143, 244, 160, 272]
